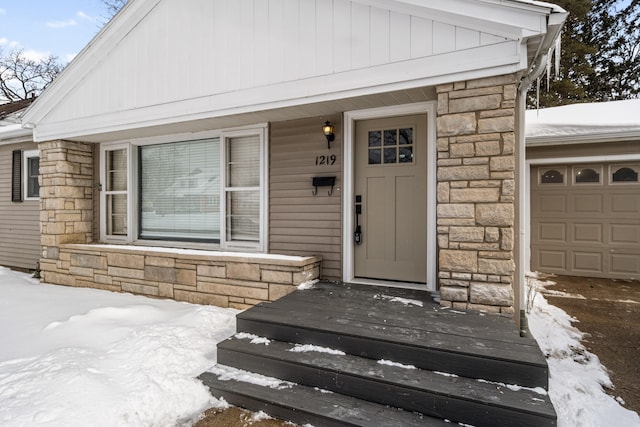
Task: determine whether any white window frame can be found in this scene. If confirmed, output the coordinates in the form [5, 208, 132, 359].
[98, 125, 268, 252]
[220, 126, 268, 252]
[23, 149, 40, 200]
[100, 143, 132, 243]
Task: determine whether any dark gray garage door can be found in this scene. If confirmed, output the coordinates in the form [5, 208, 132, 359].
[531, 163, 640, 279]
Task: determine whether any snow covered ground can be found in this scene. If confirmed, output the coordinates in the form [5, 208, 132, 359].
[0, 266, 638, 426]
[527, 274, 640, 427]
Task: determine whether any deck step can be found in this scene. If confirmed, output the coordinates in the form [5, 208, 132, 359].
[199, 367, 451, 427]
[216, 336, 556, 427]
[199, 282, 555, 426]
[237, 304, 548, 388]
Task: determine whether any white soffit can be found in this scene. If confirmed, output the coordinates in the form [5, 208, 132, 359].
[24, 0, 554, 141]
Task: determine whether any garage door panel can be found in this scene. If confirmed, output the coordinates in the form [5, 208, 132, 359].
[610, 194, 640, 215]
[538, 195, 566, 214]
[538, 222, 566, 242]
[610, 224, 640, 244]
[573, 251, 603, 273]
[538, 249, 566, 270]
[573, 223, 602, 244]
[610, 253, 640, 275]
[573, 194, 603, 214]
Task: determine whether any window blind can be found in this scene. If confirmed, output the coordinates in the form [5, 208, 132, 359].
[140, 138, 220, 241]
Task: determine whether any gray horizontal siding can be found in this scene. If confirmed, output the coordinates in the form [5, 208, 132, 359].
[269, 116, 343, 280]
[0, 142, 41, 270]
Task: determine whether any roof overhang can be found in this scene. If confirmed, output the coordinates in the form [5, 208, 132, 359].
[22, 0, 567, 143]
[0, 124, 33, 145]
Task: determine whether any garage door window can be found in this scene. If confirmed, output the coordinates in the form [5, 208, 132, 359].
[611, 166, 639, 183]
[575, 167, 601, 184]
[540, 168, 565, 184]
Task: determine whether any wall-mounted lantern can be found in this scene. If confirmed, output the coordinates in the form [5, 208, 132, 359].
[322, 120, 335, 149]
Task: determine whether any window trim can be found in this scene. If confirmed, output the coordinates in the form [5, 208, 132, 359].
[99, 124, 268, 252]
[23, 149, 40, 200]
[100, 143, 132, 243]
[609, 164, 640, 185]
[538, 167, 566, 186]
[573, 165, 602, 185]
[220, 127, 268, 252]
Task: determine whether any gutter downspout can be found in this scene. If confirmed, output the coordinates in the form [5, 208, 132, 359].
[516, 8, 568, 337]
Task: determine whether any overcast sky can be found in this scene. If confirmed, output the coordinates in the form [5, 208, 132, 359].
[0, 1, 110, 64]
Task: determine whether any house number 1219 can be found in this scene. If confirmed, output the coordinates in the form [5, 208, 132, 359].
[315, 154, 337, 166]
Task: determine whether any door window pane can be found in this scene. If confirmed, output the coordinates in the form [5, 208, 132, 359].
[399, 128, 413, 145]
[399, 146, 413, 163]
[383, 130, 397, 146]
[368, 149, 381, 165]
[140, 139, 220, 241]
[384, 148, 397, 164]
[368, 131, 381, 147]
[368, 127, 414, 165]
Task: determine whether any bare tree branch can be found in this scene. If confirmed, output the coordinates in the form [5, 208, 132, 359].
[0, 48, 63, 102]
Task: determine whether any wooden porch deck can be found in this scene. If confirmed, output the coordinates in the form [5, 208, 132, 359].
[200, 282, 556, 426]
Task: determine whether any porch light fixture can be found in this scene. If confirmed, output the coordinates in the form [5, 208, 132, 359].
[322, 121, 335, 149]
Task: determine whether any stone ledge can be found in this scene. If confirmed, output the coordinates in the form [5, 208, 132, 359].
[61, 244, 322, 266]
[41, 244, 322, 309]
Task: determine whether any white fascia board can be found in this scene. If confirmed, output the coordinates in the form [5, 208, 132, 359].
[361, 0, 539, 40]
[32, 42, 523, 142]
[22, 0, 162, 127]
[0, 125, 32, 144]
[527, 131, 640, 146]
[370, 0, 556, 36]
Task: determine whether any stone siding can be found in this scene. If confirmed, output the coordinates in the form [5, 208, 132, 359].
[41, 244, 321, 310]
[38, 139, 320, 309]
[436, 74, 517, 314]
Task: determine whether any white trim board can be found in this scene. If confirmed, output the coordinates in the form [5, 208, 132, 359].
[342, 101, 437, 291]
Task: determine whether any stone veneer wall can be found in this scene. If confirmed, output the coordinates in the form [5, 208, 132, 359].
[39, 140, 94, 254]
[38, 140, 320, 309]
[47, 244, 320, 310]
[436, 74, 517, 315]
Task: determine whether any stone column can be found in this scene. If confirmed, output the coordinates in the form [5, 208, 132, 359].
[39, 140, 94, 283]
[436, 75, 517, 315]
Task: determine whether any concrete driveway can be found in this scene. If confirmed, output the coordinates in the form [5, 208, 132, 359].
[538, 275, 640, 415]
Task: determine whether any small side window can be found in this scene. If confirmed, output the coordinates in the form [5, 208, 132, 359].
[23, 149, 40, 200]
[575, 167, 600, 184]
[612, 167, 639, 183]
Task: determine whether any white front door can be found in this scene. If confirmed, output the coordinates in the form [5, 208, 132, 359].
[354, 114, 428, 283]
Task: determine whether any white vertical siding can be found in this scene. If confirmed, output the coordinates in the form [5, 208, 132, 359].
[45, 0, 510, 125]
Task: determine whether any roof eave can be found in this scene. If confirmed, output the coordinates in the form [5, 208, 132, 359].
[527, 131, 640, 147]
